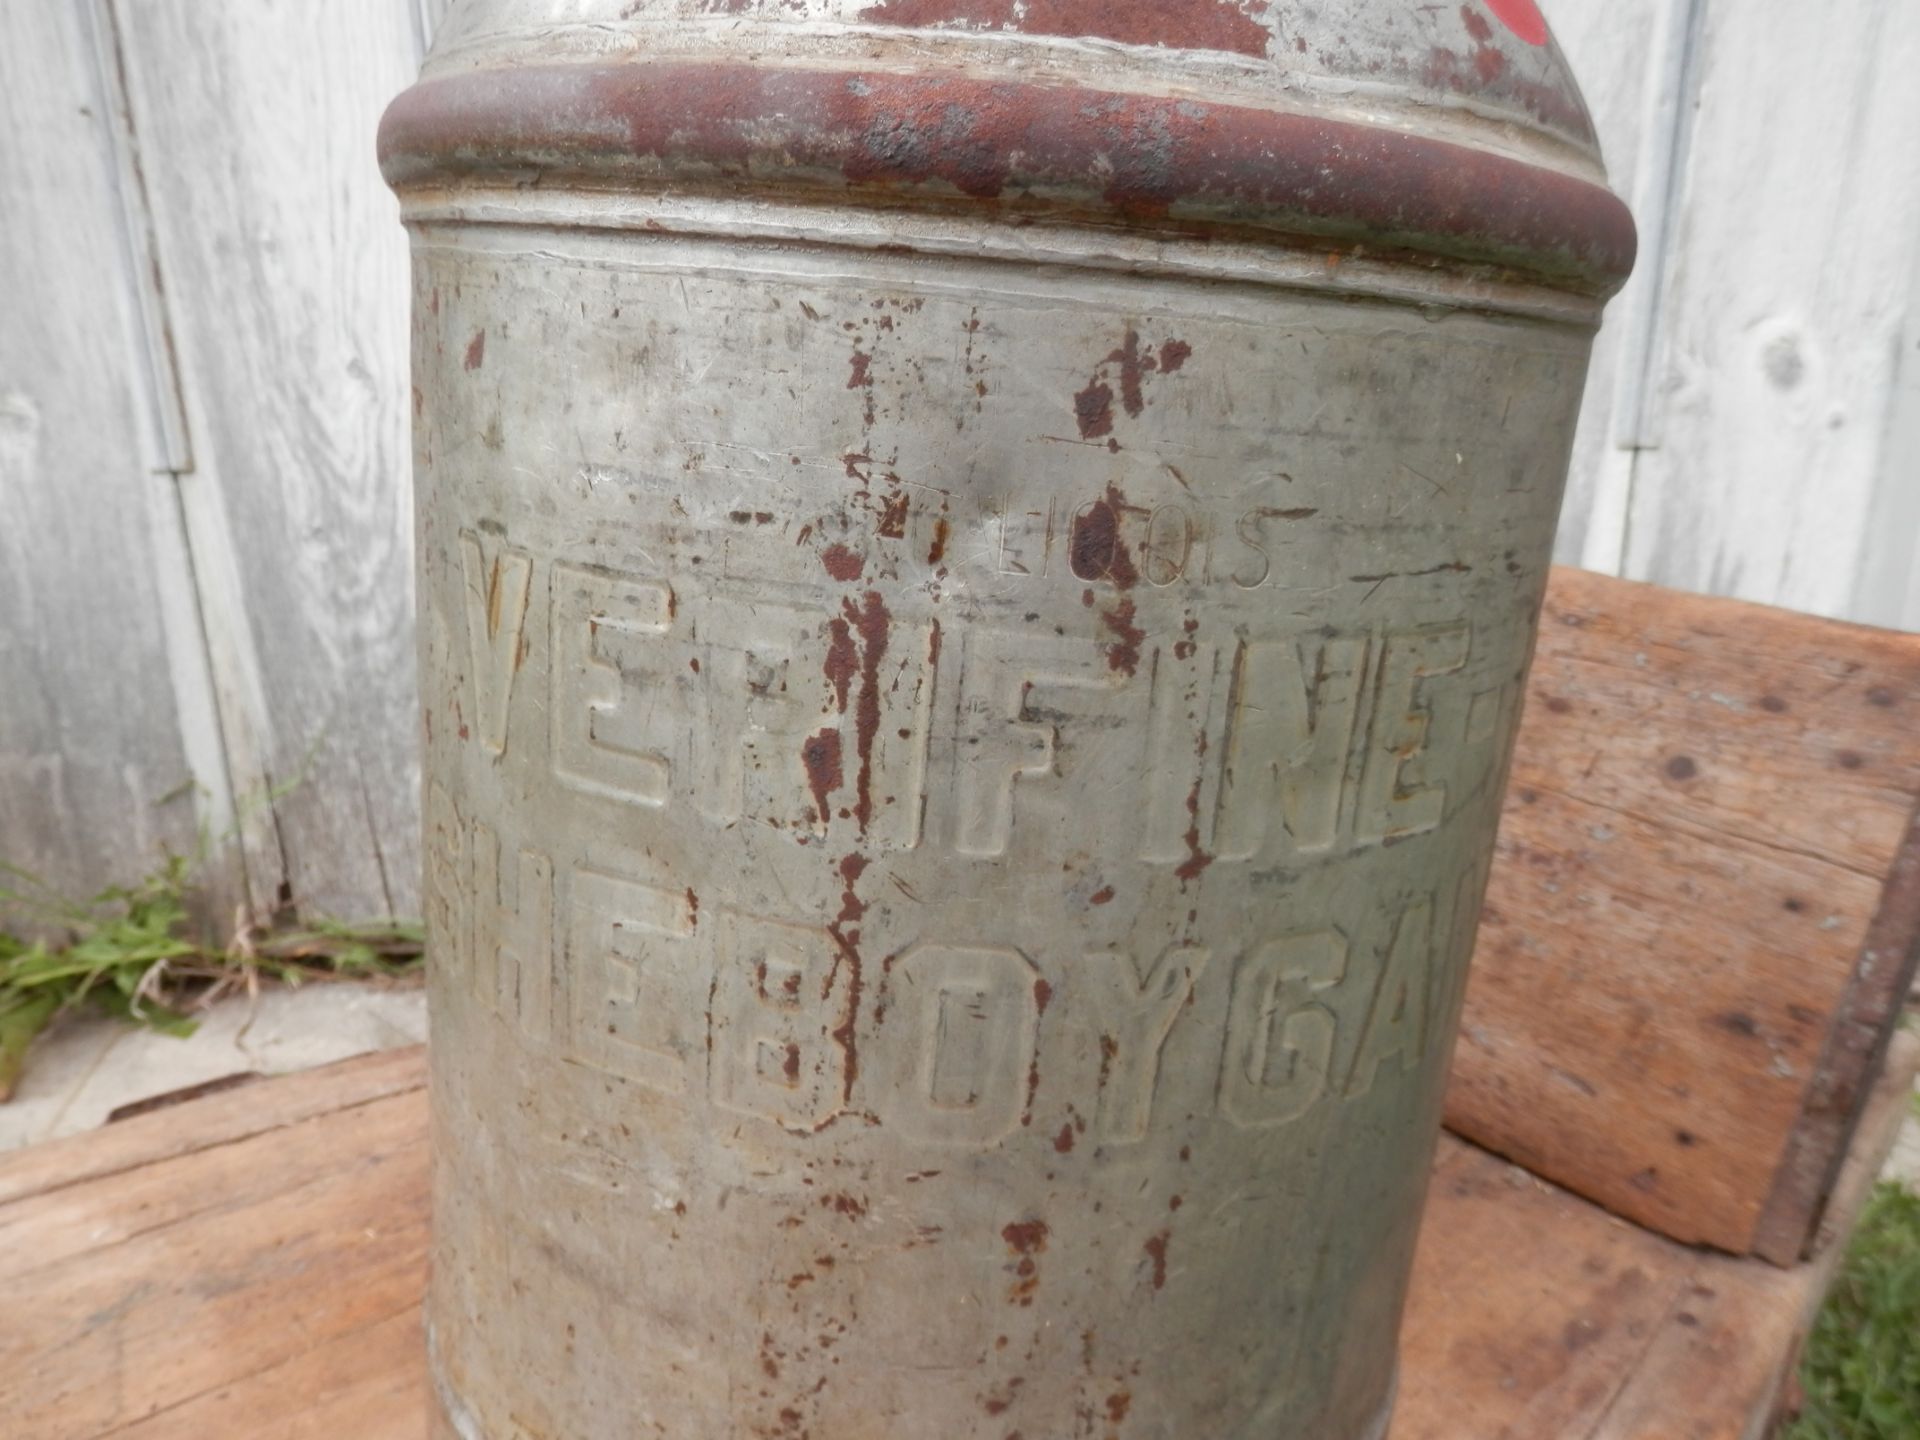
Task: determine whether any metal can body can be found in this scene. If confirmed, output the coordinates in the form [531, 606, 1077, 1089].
[386, 5, 1631, 1436]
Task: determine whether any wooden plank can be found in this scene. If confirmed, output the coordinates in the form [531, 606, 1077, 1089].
[1398, 1030, 1919, 1440]
[0, 1044, 424, 1208]
[1618, 0, 1920, 621]
[1540, 0, 1687, 574]
[0, 1079, 429, 1440]
[0, 1033, 1908, 1439]
[109, 0, 424, 921]
[0, 2, 213, 911]
[1446, 568, 1920, 1255]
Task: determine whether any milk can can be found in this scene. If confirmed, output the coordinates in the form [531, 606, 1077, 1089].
[381, 3, 1632, 1434]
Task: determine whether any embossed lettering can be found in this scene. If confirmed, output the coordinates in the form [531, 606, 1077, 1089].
[950, 634, 1138, 857]
[1346, 896, 1436, 1099]
[1088, 945, 1210, 1144]
[1220, 930, 1349, 1127]
[471, 819, 554, 1040]
[1214, 635, 1372, 861]
[551, 563, 678, 808]
[567, 864, 699, 1094]
[710, 912, 848, 1134]
[459, 531, 532, 756]
[885, 944, 1039, 1145]
[1354, 626, 1471, 844]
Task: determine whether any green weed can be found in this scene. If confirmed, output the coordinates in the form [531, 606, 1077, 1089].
[0, 852, 422, 1101]
[1782, 1179, 1920, 1439]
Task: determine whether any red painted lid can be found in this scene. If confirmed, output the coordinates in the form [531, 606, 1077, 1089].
[380, 0, 1634, 295]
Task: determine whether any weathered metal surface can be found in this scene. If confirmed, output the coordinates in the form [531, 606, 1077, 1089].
[384, 3, 1630, 1436]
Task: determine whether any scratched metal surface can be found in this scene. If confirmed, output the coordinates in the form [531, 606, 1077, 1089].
[386, 3, 1624, 1436]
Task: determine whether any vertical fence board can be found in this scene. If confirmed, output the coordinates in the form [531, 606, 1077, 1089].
[1542, 0, 1678, 572]
[111, 0, 423, 920]
[0, 5, 211, 909]
[1618, 0, 1920, 619]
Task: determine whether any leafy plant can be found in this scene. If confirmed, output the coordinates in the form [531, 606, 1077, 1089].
[1782, 1179, 1920, 1439]
[0, 853, 422, 1101]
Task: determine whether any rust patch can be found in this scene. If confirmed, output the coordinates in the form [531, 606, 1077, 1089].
[877, 491, 910, 539]
[844, 591, 891, 832]
[802, 728, 845, 822]
[1143, 1230, 1171, 1290]
[824, 616, 858, 712]
[1074, 380, 1116, 440]
[1100, 598, 1146, 676]
[821, 543, 867, 582]
[1054, 1123, 1076, 1154]
[1069, 484, 1141, 589]
[856, 0, 1272, 58]
[848, 348, 873, 388]
[463, 330, 486, 371]
[1107, 1390, 1133, 1423]
[1002, 1219, 1050, 1254]
[1033, 978, 1054, 1015]
[1089, 885, 1115, 906]
[1175, 778, 1213, 882]
[927, 516, 952, 566]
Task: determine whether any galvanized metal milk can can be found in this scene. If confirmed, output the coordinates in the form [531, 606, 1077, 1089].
[382, 3, 1632, 1434]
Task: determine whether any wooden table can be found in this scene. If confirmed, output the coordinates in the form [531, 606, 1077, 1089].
[0, 1035, 1910, 1440]
[5, 568, 1920, 1438]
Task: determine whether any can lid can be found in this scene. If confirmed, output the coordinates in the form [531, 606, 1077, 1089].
[380, 0, 1635, 296]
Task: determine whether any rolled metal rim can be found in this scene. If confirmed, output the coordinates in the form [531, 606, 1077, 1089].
[378, 61, 1637, 296]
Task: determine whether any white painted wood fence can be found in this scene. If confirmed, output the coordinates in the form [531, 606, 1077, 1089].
[3, 1, 1917, 924]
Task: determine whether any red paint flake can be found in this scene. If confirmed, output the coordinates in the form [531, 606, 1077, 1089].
[1002, 1219, 1050, 1254]
[463, 330, 486, 370]
[802, 728, 844, 823]
[848, 348, 873, 388]
[821, 543, 867, 581]
[1100, 598, 1146, 676]
[844, 591, 891, 832]
[1158, 338, 1193, 373]
[1054, 1123, 1076, 1154]
[1033, 977, 1054, 1015]
[1068, 485, 1141, 589]
[926, 516, 951, 566]
[1107, 1391, 1133, 1424]
[859, 0, 1269, 57]
[1143, 1230, 1170, 1290]
[1175, 779, 1213, 882]
[783, 1043, 802, 1081]
[1460, 4, 1494, 43]
[1074, 380, 1116, 439]
[1089, 885, 1115, 906]
[823, 616, 858, 712]
[877, 491, 909, 539]
[1482, 0, 1548, 46]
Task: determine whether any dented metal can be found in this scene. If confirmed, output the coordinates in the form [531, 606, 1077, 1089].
[384, 3, 1631, 1436]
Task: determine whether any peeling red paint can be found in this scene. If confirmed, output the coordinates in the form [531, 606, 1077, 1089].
[1002, 1219, 1050, 1254]
[1158, 338, 1193, 373]
[857, 0, 1271, 58]
[1033, 978, 1054, 1015]
[803, 728, 845, 822]
[845, 591, 891, 832]
[1175, 779, 1213, 882]
[1069, 485, 1141, 589]
[1483, 0, 1549, 46]
[1089, 885, 1115, 906]
[824, 616, 858, 712]
[1054, 1123, 1076, 1154]
[821, 543, 867, 581]
[1074, 380, 1116, 439]
[926, 516, 951, 566]
[463, 329, 486, 371]
[380, 65, 1634, 292]
[1143, 1230, 1171, 1290]
[848, 348, 874, 388]
[1100, 598, 1146, 676]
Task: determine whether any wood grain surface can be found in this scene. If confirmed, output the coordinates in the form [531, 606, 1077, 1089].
[2, 1035, 1910, 1440]
[1447, 568, 1920, 1257]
